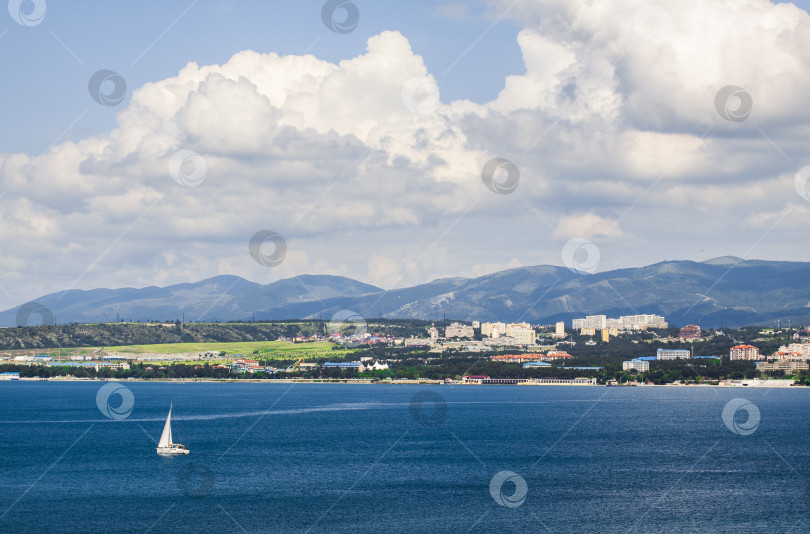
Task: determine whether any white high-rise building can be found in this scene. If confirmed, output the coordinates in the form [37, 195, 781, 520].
[512, 326, 535, 346]
[554, 321, 565, 338]
[481, 322, 506, 338]
[505, 322, 531, 337]
[585, 315, 607, 330]
[622, 314, 668, 330]
[572, 314, 667, 331]
[730, 345, 761, 361]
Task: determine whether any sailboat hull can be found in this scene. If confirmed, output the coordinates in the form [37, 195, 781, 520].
[157, 445, 189, 455]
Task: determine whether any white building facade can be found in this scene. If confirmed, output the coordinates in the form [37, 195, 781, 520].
[656, 349, 691, 360]
[481, 322, 506, 338]
[445, 322, 474, 338]
[511, 327, 535, 346]
[572, 314, 667, 331]
[623, 359, 650, 372]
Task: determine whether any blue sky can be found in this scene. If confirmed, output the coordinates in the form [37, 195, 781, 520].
[1, 0, 524, 153]
[4, 0, 809, 153]
[2, 0, 810, 309]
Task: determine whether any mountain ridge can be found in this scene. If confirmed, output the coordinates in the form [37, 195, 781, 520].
[3, 258, 810, 328]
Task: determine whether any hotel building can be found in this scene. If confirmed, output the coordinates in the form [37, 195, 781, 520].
[656, 349, 691, 360]
[756, 360, 809, 373]
[445, 322, 474, 338]
[679, 324, 701, 340]
[623, 359, 650, 372]
[572, 314, 667, 331]
[730, 345, 762, 361]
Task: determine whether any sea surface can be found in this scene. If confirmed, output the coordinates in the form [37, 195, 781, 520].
[0, 381, 808, 533]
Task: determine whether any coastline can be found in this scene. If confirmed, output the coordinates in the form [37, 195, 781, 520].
[7, 377, 806, 388]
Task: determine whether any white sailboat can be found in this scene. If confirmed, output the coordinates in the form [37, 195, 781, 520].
[156, 404, 189, 455]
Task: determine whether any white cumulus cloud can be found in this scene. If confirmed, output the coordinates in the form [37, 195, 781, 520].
[2, 0, 810, 309]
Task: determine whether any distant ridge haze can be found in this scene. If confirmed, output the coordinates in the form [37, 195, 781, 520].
[3, 258, 810, 328]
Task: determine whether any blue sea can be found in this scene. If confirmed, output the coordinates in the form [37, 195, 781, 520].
[0, 382, 808, 533]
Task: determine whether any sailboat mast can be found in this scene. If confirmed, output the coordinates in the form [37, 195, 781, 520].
[158, 404, 173, 447]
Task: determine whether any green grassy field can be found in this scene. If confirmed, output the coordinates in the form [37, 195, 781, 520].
[23, 348, 96, 358]
[0, 340, 356, 364]
[102, 340, 349, 358]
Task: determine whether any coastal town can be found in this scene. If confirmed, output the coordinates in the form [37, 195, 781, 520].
[2, 314, 809, 387]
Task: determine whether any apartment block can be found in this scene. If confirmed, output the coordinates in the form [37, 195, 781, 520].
[730, 345, 762, 361]
[445, 322, 474, 338]
[512, 326, 536, 346]
[756, 360, 809, 373]
[623, 359, 650, 372]
[481, 322, 506, 338]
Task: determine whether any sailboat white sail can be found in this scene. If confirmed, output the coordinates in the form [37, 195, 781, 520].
[156, 404, 189, 455]
[158, 405, 173, 448]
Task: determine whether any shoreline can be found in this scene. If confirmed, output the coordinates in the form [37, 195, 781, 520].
[5, 377, 806, 388]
